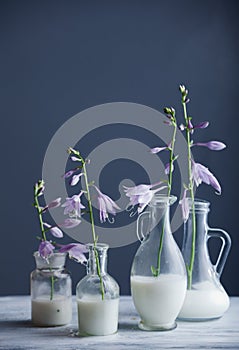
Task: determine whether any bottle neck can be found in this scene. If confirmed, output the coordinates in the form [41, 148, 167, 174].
[87, 244, 108, 275]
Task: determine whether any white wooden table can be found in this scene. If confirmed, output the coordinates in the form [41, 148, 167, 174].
[0, 296, 238, 349]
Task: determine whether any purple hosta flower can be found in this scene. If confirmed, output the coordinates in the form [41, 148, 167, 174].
[59, 243, 88, 264]
[62, 192, 85, 218]
[70, 173, 83, 186]
[179, 189, 189, 223]
[194, 121, 209, 129]
[150, 146, 167, 154]
[71, 156, 80, 162]
[41, 197, 62, 213]
[124, 182, 167, 214]
[43, 222, 64, 238]
[94, 186, 120, 223]
[38, 240, 55, 259]
[165, 162, 174, 175]
[59, 218, 82, 228]
[193, 141, 226, 151]
[180, 121, 209, 133]
[62, 169, 78, 179]
[192, 161, 221, 194]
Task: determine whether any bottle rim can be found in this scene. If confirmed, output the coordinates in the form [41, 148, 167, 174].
[188, 198, 210, 211]
[149, 194, 177, 206]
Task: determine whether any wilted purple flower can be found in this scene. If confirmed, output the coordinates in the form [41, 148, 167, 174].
[59, 218, 82, 228]
[62, 192, 85, 218]
[192, 161, 221, 194]
[193, 141, 226, 151]
[38, 240, 55, 259]
[124, 181, 167, 213]
[62, 169, 77, 179]
[150, 146, 167, 154]
[59, 243, 88, 264]
[94, 186, 120, 223]
[43, 222, 64, 238]
[70, 173, 83, 186]
[179, 189, 189, 223]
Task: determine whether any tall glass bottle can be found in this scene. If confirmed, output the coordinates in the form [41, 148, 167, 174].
[131, 195, 187, 331]
[31, 252, 72, 326]
[178, 199, 231, 320]
[76, 243, 120, 336]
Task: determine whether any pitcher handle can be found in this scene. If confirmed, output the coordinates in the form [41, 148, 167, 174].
[136, 211, 150, 242]
[207, 227, 231, 276]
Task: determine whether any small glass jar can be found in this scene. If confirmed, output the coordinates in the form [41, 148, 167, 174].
[76, 243, 120, 336]
[31, 252, 72, 326]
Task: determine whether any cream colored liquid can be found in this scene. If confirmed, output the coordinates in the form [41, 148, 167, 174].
[131, 274, 186, 329]
[178, 281, 230, 319]
[31, 295, 72, 326]
[77, 297, 119, 336]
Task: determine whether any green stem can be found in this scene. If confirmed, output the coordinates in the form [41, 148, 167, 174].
[154, 120, 177, 277]
[34, 189, 54, 300]
[81, 159, 105, 300]
[182, 103, 196, 289]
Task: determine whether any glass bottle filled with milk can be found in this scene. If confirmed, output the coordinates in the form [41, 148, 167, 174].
[178, 199, 231, 320]
[131, 194, 187, 331]
[31, 252, 72, 326]
[76, 243, 120, 336]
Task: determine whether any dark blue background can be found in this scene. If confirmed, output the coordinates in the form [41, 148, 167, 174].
[0, 0, 238, 295]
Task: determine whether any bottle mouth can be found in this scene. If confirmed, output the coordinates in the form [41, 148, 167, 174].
[86, 243, 109, 251]
[188, 198, 210, 212]
[33, 251, 67, 269]
[149, 194, 177, 206]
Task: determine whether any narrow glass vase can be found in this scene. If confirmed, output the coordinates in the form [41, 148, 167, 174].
[76, 243, 120, 336]
[131, 195, 187, 331]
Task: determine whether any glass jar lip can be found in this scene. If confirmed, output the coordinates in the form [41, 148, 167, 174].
[188, 198, 210, 211]
[86, 243, 109, 251]
[33, 251, 67, 269]
[149, 194, 177, 206]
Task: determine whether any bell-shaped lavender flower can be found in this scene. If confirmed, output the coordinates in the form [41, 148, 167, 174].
[59, 243, 88, 264]
[194, 121, 209, 129]
[38, 240, 55, 259]
[43, 222, 64, 238]
[124, 181, 167, 214]
[179, 189, 189, 223]
[94, 186, 120, 223]
[193, 141, 226, 151]
[62, 192, 85, 218]
[59, 218, 82, 228]
[192, 161, 221, 194]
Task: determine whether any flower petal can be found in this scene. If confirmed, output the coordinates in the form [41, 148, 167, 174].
[38, 241, 55, 259]
[59, 218, 81, 228]
[70, 173, 83, 186]
[150, 146, 167, 154]
[50, 226, 64, 238]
